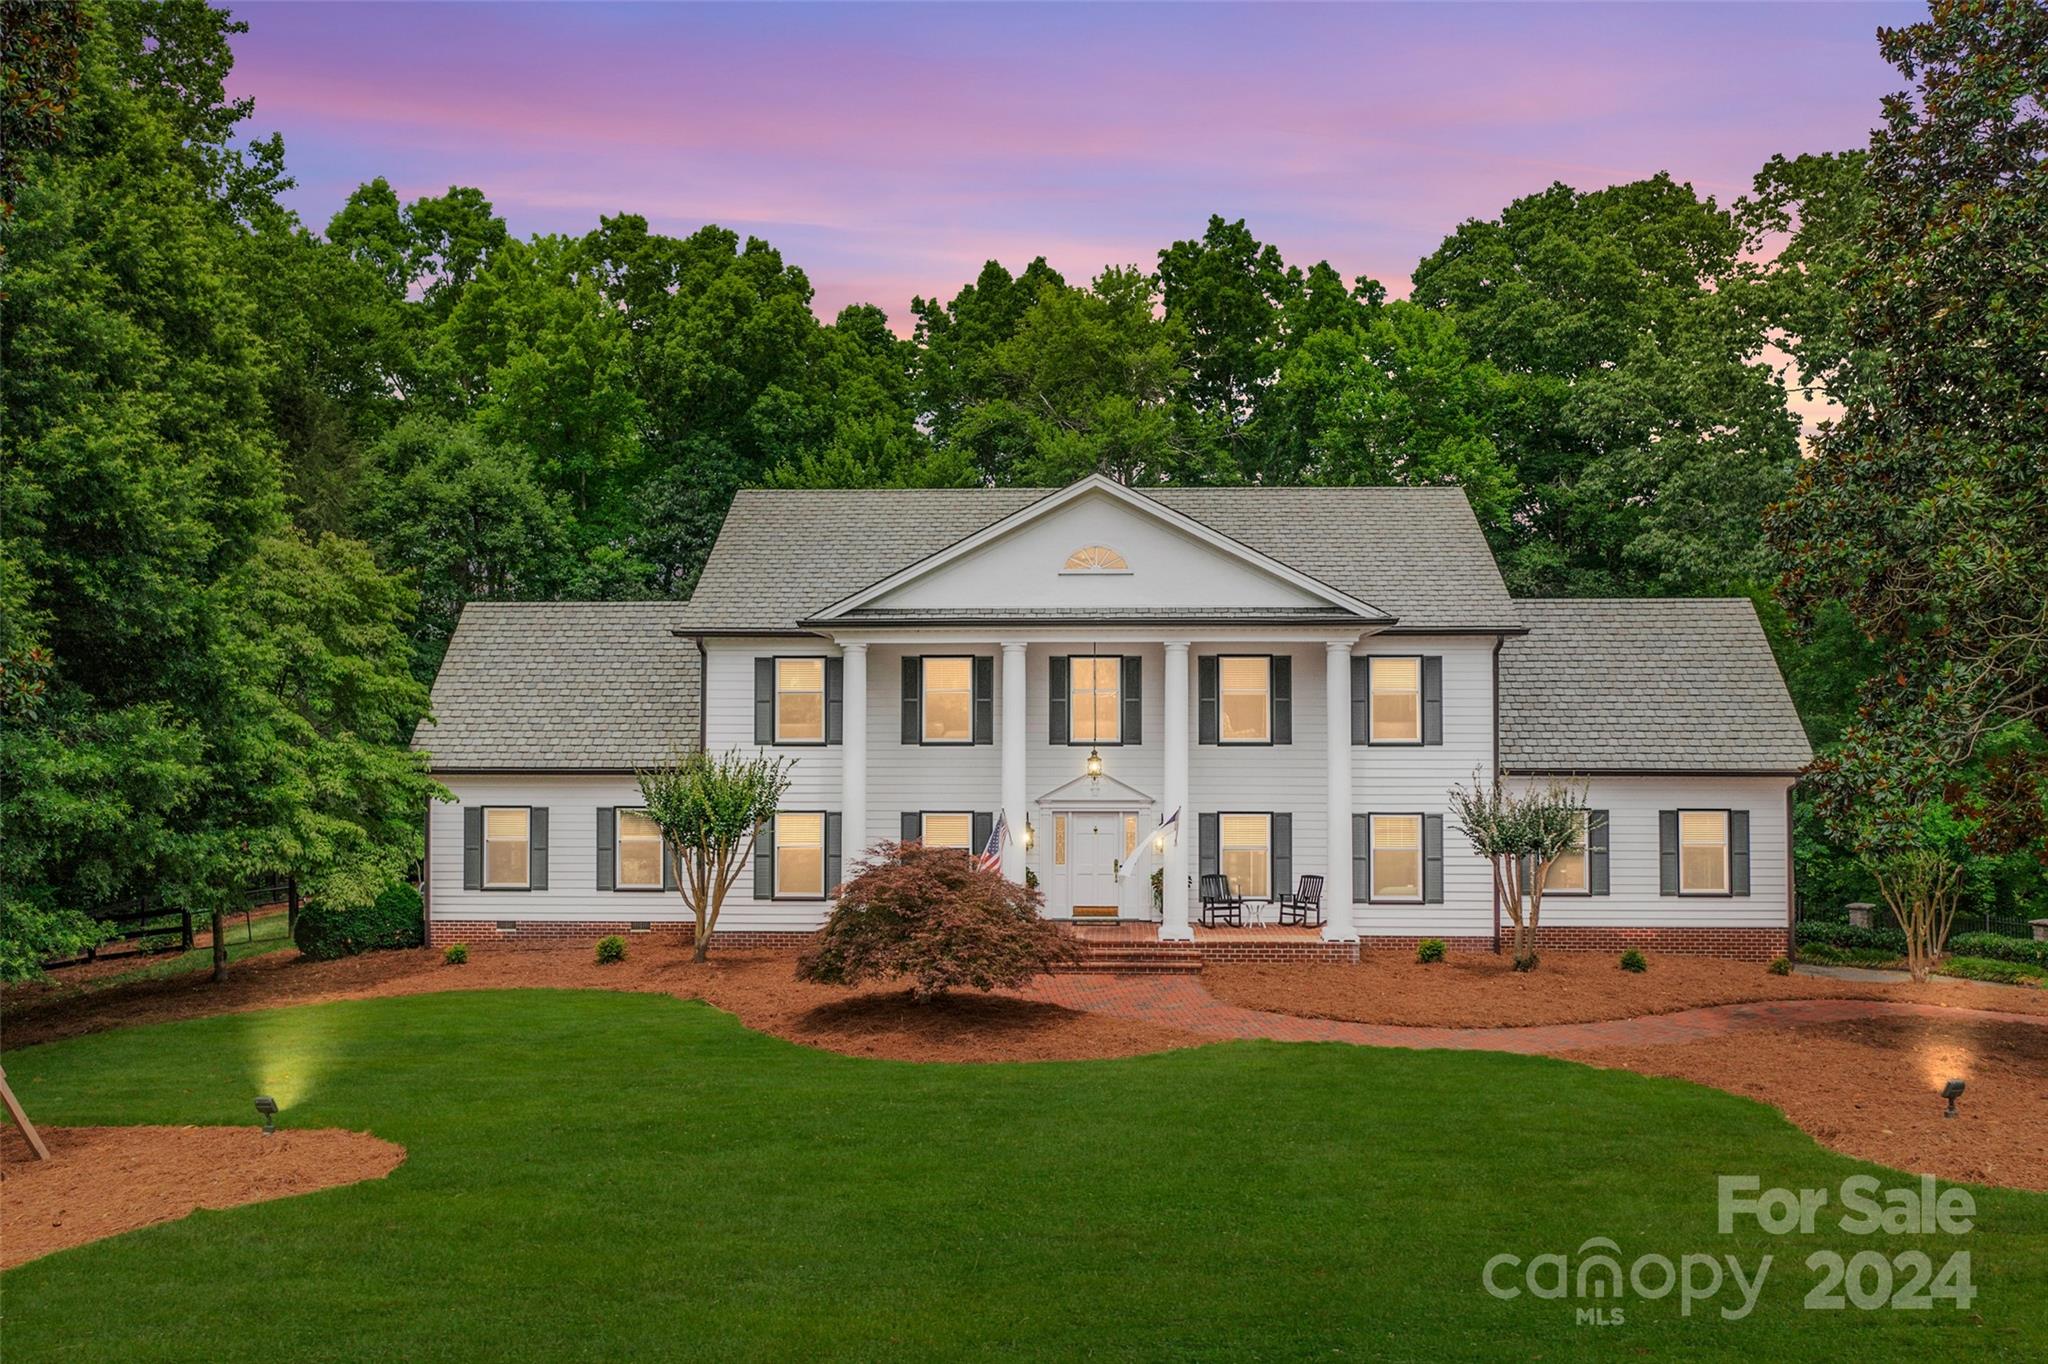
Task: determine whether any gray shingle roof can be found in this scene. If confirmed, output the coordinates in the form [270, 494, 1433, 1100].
[673, 485, 1520, 633]
[412, 602, 699, 771]
[1499, 598, 1812, 774]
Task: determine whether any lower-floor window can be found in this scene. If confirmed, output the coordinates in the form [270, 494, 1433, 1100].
[1370, 814, 1423, 902]
[775, 812, 825, 898]
[1679, 809, 1730, 894]
[1220, 813, 1271, 900]
[616, 809, 664, 889]
[484, 807, 530, 889]
[921, 812, 973, 851]
[1542, 811, 1591, 894]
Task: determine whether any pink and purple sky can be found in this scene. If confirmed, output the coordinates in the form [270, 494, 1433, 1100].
[227, 1, 1922, 325]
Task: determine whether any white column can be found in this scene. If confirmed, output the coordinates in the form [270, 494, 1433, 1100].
[840, 642, 868, 886]
[1160, 641, 1193, 941]
[1000, 641, 1028, 882]
[1323, 638, 1358, 941]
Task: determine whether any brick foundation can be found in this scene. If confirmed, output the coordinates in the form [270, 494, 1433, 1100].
[427, 920, 817, 952]
[1526, 924, 1787, 962]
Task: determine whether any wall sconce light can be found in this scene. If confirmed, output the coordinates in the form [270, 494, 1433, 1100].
[1086, 746, 1103, 779]
[1022, 820, 1036, 850]
[1153, 832, 1166, 854]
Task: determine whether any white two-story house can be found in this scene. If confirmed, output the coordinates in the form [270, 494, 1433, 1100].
[414, 476, 1812, 959]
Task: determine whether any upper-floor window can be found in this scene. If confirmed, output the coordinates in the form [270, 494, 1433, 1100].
[1369, 813, 1423, 902]
[1070, 656, 1121, 744]
[1220, 656, 1271, 743]
[484, 807, 531, 889]
[775, 657, 826, 744]
[1368, 656, 1423, 744]
[1679, 810, 1729, 894]
[921, 657, 975, 743]
[616, 809, 665, 890]
[1062, 544, 1129, 573]
[920, 812, 974, 850]
[1542, 811, 1591, 894]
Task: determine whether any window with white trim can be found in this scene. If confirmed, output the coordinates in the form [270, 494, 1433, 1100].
[1542, 811, 1590, 894]
[922, 657, 974, 743]
[921, 812, 973, 851]
[1070, 656, 1121, 744]
[1370, 814, 1423, 902]
[1679, 810, 1729, 894]
[1368, 656, 1422, 744]
[483, 807, 530, 889]
[1220, 656, 1271, 743]
[1220, 813, 1272, 899]
[775, 812, 825, 899]
[616, 809, 664, 890]
[1062, 545, 1128, 572]
[774, 657, 825, 743]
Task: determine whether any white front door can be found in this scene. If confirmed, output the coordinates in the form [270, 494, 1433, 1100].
[1067, 811, 1125, 917]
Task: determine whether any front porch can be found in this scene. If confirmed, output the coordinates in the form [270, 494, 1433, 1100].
[1060, 921, 1360, 972]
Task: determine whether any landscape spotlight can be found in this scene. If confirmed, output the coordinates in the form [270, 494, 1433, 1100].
[254, 1095, 278, 1135]
[1941, 1079, 1965, 1119]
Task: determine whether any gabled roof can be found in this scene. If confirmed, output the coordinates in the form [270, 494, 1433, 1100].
[412, 602, 699, 771]
[1498, 598, 1812, 775]
[673, 484, 1521, 634]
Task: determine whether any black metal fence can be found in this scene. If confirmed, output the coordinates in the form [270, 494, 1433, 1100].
[41, 880, 298, 971]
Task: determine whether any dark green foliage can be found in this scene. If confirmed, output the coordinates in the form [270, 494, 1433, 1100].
[1415, 938, 1446, 964]
[1619, 949, 1648, 973]
[1767, 956, 1793, 976]
[1947, 932, 2048, 969]
[1796, 917, 1908, 954]
[595, 935, 627, 965]
[1936, 955, 2046, 987]
[292, 881, 423, 961]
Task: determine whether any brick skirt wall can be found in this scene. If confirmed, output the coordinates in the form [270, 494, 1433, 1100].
[427, 920, 817, 951]
[1528, 924, 1787, 962]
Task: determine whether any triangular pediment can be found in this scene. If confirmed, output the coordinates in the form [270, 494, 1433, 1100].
[1036, 772, 1156, 808]
[813, 477, 1391, 621]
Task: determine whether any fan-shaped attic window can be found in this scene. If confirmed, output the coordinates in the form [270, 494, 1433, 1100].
[1062, 545, 1130, 573]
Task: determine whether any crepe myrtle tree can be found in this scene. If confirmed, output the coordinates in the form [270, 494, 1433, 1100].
[638, 749, 793, 961]
[1448, 772, 1587, 970]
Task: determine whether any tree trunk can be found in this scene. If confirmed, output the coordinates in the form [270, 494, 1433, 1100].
[211, 903, 228, 983]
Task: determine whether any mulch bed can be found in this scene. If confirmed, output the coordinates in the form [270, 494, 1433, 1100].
[1, 943, 1205, 1064]
[0, 1124, 405, 1268]
[1578, 1015, 2048, 1192]
[1203, 951, 2048, 1029]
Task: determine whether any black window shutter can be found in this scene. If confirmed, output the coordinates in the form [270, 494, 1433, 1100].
[1198, 813, 1219, 879]
[1350, 656, 1368, 745]
[1352, 813, 1369, 903]
[901, 812, 920, 844]
[1271, 814, 1292, 899]
[1424, 814, 1444, 903]
[972, 811, 994, 856]
[754, 817, 776, 898]
[901, 656, 921, 744]
[754, 657, 775, 746]
[1198, 656, 1219, 744]
[529, 808, 549, 891]
[973, 655, 994, 744]
[1121, 655, 1142, 745]
[824, 657, 844, 745]
[1272, 656, 1293, 744]
[1730, 811, 1751, 896]
[1422, 656, 1444, 746]
[1049, 655, 1069, 745]
[596, 807, 614, 891]
[662, 835, 677, 891]
[1659, 810, 1679, 896]
[463, 807, 483, 889]
[1588, 810, 1610, 895]
[825, 812, 843, 897]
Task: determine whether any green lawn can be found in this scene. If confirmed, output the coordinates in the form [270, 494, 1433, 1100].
[3, 990, 2041, 1361]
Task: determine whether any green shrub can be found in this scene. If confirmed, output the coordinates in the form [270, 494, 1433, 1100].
[1510, 952, 1538, 973]
[1798, 941, 1904, 968]
[1415, 938, 1446, 964]
[1947, 932, 2048, 968]
[292, 882, 424, 962]
[443, 943, 468, 965]
[1935, 955, 2047, 987]
[1767, 956, 1792, 976]
[595, 935, 627, 965]
[1795, 917, 1907, 954]
[1619, 949, 1648, 974]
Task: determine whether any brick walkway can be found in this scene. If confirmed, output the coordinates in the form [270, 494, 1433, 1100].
[1022, 974, 2048, 1054]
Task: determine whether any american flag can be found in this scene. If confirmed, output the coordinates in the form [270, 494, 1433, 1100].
[977, 810, 1008, 872]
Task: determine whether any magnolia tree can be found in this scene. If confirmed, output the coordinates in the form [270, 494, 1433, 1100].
[638, 749, 793, 961]
[1447, 774, 1586, 970]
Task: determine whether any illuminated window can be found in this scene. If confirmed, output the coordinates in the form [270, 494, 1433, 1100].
[1070, 656, 1122, 744]
[775, 657, 825, 743]
[1220, 656, 1271, 743]
[1679, 810, 1729, 894]
[1369, 656, 1422, 744]
[483, 808, 530, 889]
[1062, 544, 1129, 572]
[922, 657, 974, 743]
[616, 809, 664, 890]
[1054, 814, 1067, 866]
[1123, 814, 1138, 859]
[921, 812, 973, 851]
[1371, 814, 1423, 902]
[1220, 813, 1271, 899]
[775, 812, 824, 898]
[1543, 811, 1590, 894]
